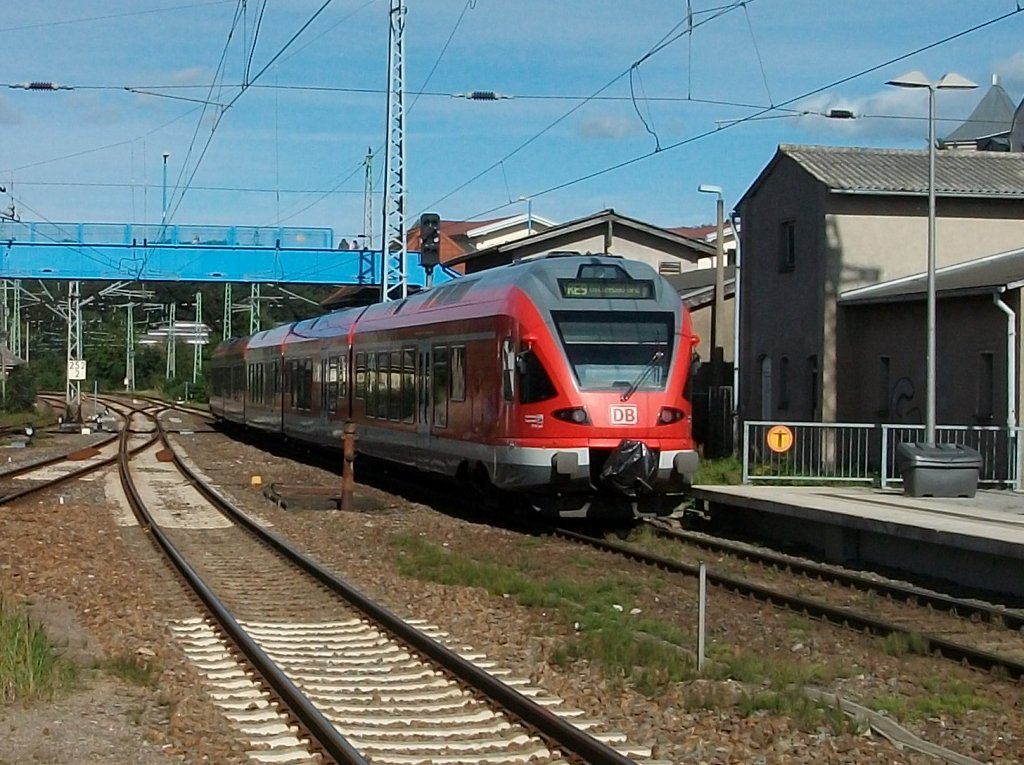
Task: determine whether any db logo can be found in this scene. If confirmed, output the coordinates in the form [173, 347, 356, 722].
[609, 405, 638, 425]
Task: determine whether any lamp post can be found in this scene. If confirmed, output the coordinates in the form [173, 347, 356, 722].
[161, 151, 170, 227]
[886, 71, 977, 445]
[697, 184, 726, 363]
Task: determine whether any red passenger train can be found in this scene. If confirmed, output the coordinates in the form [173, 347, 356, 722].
[209, 253, 700, 519]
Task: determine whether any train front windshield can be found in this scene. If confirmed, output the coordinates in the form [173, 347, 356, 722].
[552, 311, 673, 392]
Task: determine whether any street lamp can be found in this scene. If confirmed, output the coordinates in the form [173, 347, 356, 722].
[697, 184, 726, 367]
[886, 71, 977, 445]
[161, 151, 170, 227]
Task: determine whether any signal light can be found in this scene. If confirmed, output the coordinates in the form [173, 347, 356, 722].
[553, 407, 590, 425]
[419, 213, 441, 268]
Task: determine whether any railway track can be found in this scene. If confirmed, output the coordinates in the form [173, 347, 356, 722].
[113, 405, 666, 764]
[552, 520, 1024, 683]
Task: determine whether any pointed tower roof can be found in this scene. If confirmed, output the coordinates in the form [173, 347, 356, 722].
[942, 74, 1016, 146]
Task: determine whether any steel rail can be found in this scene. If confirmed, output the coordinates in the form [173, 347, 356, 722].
[118, 416, 370, 765]
[159, 419, 637, 765]
[646, 520, 1024, 631]
[556, 526, 1024, 682]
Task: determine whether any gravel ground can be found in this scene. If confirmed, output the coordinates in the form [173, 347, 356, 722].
[2, 412, 1023, 764]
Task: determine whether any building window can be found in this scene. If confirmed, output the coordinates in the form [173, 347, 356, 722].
[778, 356, 790, 411]
[658, 260, 682, 275]
[778, 219, 796, 273]
[758, 354, 772, 419]
[976, 351, 994, 421]
[877, 355, 890, 418]
[806, 354, 819, 418]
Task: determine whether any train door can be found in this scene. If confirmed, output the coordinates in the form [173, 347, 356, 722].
[415, 340, 432, 452]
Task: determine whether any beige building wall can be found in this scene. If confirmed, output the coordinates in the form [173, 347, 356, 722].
[828, 207, 1024, 287]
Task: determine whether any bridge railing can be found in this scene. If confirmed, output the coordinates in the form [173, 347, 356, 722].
[0, 220, 335, 249]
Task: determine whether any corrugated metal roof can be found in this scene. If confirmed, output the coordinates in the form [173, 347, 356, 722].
[840, 246, 1024, 304]
[780, 144, 1024, 198]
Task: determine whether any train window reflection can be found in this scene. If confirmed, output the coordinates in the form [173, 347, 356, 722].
[553, 311, 673, 391]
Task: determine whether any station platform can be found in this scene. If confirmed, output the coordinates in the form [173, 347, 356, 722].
[689, 485, 1024, 600]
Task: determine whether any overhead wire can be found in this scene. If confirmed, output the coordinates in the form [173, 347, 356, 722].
[482, 5, 1024, 214]
[419, 0, 752, 217]
[263, 0, 476, 229]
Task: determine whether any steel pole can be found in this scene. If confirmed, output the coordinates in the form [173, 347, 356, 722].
[926, 86, 936, 445]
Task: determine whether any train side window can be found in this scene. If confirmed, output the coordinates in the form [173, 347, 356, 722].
[285, 360, 294, 407]
[389, 350, 402, 421]
[451, 346, 466, 402]
[517, 347, 557, 404]
[299, 358, 313, 411]
[432, 345, 449, 428]
[376, 351, 389, 419]
[365, 353, 376, 415]
[340, 350, 349, 399]
[327, 356, 340, 413]
[270, 361, 279, 397]
[355, 352, 366, 399]
[502, 338, 515, 402]
[402, 348, 415, 422]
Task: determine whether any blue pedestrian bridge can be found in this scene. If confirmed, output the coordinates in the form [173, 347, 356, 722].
[0, 220, 438, 286]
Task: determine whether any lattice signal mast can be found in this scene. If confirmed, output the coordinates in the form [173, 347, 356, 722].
[380, 0, 407, 302]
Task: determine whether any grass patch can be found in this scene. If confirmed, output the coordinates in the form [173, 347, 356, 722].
[390, 531, 695, 694]
[871, 677, 1000, 721]
[739, 687, 855, 734]
[695, 456, 742, 485]
[0, 596, 79, 703]
[881, 630, 930, 657]
[99, 655, 161, 688]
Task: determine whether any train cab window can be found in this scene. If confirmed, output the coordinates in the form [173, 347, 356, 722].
[432, 345, 449, 428]
[355, 352, 366, 399]
[552, 311, 671, 393]
[502, 338, 515, 402]
[450, 346, 466, 402]
[517, 347, 557, 404]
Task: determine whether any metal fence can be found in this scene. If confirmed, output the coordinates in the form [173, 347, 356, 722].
[741, 420, 1021, 489]
[0, 220, 335, 249]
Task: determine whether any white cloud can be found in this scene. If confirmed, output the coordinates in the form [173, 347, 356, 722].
[578, 113, 643, 140]
[992, 51, 1024, 99]
[0, 97, 24, 126]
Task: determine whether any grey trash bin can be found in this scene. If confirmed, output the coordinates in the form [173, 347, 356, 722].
[894, 442, 982, 498]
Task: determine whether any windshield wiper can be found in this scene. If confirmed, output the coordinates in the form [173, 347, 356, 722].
[620, 350, 664, 402]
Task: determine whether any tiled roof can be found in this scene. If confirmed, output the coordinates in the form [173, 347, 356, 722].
[780, 144, 1024, 198]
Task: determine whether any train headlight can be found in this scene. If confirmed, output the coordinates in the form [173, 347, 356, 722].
[658, 407, 685, 425]
[553, 407, 590, 425]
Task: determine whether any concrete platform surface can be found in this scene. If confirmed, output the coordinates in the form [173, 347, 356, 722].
[689, 485, 1024, 597]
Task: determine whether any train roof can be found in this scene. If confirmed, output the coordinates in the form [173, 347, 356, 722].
[225, 254, 684, 350]
[359, 253, 681, 326]
[246, 323, 293, 349]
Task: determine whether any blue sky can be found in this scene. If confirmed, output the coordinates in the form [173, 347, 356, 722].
[1, 1, 1023, 243]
